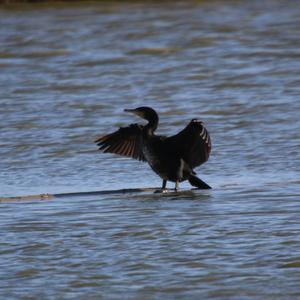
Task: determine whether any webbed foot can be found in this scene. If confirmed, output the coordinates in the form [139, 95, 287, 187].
[154, 188, 168, 194]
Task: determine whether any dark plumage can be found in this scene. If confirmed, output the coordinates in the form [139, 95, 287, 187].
[95, 107, 211, 190]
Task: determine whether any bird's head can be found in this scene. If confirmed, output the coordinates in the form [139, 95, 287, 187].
[124, 107, 158, 123]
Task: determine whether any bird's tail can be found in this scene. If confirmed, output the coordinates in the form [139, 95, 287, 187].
[188, 174, 211, 189]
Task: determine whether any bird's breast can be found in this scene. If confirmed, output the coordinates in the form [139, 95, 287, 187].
[142, 144, 159, 167]
[142, 141, 170, 180]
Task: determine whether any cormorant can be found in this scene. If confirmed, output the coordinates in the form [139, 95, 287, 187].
[95, 107, 211, 191]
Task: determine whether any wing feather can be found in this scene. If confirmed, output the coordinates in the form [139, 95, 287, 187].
[125, 141, 133, 157]
[95, 123, 146, 162]
[127, 140, 134, 157]
[164, 119, 211, 168]
[122, 141, 129, 156]
[115, 142, 125, 155]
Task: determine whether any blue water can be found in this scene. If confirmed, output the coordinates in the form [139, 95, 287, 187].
[0, 1, 300, 299]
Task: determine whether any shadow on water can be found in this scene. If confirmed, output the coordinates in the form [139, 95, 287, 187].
[0, 187, 212, 202]
[125, 189, 212, 202]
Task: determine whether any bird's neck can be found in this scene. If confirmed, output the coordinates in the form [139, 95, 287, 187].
[144, 116, 158, 136]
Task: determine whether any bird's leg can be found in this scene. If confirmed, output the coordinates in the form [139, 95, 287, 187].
[175, 181, 179, 191]
[160, 179, 168, 193]
[154, 180, 168, 194]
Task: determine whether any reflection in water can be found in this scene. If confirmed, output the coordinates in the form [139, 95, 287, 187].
[0, 1, 300, 299]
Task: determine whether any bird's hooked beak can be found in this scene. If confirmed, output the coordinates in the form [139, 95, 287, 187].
[124, 108, 144, 118]
[124, 108, 135, 113]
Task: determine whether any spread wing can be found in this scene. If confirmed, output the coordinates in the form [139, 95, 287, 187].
[95, 124, 146, 161]
[164, 119, 211, 168]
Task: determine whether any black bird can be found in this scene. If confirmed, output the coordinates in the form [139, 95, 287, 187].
[95, 107, 211, 191]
